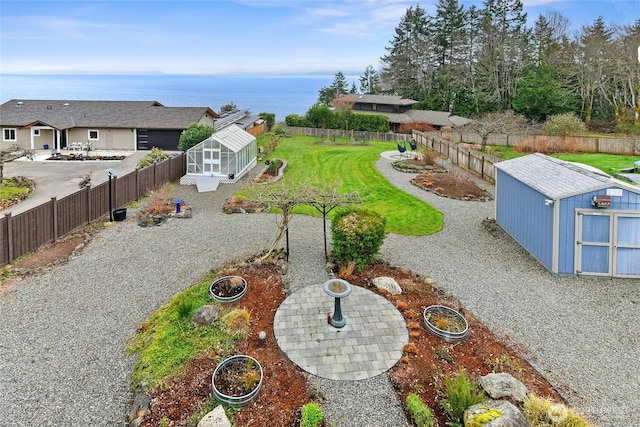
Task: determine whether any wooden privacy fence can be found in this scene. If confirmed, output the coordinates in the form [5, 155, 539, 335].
[436, 130, 640, 155]
[412, 130, 502, 183]
[0, 153, 186, 268]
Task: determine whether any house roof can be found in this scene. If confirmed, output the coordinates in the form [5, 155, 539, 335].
[0, 99, 218, 130]
[495, 153, 640, 199]
[340, 94, 419, 107]
[210, 124, 256, 153]
[355, 109, 471, 128]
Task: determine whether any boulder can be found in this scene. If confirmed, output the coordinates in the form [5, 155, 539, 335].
[464, 400, 528, 427]
[372, 276, 402, 295]
[191, 305, 220, 327]
[197, 405, 231, 427]
[480, 373, 529, 402]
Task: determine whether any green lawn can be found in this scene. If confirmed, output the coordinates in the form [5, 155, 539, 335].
[258, 135, 443, 236]
[487, 146, 638, 175]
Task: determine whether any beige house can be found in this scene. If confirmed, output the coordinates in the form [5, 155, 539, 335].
[0, 99, 219, 152]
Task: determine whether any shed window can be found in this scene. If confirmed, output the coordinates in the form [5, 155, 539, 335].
[3, 128, 17, 141]
[88, 130, 99, 140]
[33, 129, 40, 136]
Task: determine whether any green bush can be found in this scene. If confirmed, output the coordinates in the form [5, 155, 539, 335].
[136, 147, 171, 170]
[439, 368, 488, 427]
[614, 122, 640, 136]
[331, 207, 386, 269]
[300, 403, 323, 427]
[544, 113, 587, 136]
[178, 122, 214, 152]
[406, 393, 434, 427]
[285, 114, 309, 127]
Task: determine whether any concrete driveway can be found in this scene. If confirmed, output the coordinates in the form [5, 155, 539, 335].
[2, 150, 146, 217]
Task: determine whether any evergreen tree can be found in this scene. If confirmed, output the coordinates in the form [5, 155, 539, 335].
[380, 4, 432, 100]
[475, 0, 532, 111]
[359, 65, 380, 94]
[317, 71, 350, 105]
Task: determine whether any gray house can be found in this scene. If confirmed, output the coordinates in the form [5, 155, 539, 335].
[495, 153, 640, 278]
[334, 94, 472, 132]
[0, 99, 218, 151]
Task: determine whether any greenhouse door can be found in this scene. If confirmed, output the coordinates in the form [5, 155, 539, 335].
[203, 147, 220, 175]
[576, 211, 640, 278]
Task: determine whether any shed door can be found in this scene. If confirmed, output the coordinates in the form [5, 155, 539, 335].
[576, 211, 640, 278]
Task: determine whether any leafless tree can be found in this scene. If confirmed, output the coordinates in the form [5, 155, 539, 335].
[463, 111, 528, 151]
[0, 144, 32, 182]
[248, 180, 360, 261]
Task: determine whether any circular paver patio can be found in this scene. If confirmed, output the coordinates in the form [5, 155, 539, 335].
[273, 283, 408, 381]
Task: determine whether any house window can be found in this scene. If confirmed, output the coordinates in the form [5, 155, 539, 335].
[88, 130, 99, 140]
[3, 128, 17, 141]
[33, 129, 40, 136]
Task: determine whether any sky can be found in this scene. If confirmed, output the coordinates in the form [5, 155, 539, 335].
[1, 0, 638, 75]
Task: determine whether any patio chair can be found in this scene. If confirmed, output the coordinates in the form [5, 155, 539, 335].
[397, 142, 407, 158]
[409, 139, 418, 152]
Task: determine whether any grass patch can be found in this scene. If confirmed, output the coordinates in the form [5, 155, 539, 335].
[0, 176, 33, 200]
[256, 135, 443, 236]
[486, 146, 638, 176]
[127, 270, 242, 389]
[551, 153, 640, 176]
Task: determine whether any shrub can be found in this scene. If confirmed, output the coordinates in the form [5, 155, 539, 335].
[523, 394, 596, 427]
[398, 121, 437, 134]
[331, 207, 386, 269]
[176, 298, 196, 319]
[614, 122, 640, 136]
[406, 393, 434, 427]
[222, 308, 250, 336]
[300, 402, 323, 427]
[439, 368, 488, 427]
[136, 147, 172, 170]
[178, 122, 214, 152]
[544, 113, 587, 136]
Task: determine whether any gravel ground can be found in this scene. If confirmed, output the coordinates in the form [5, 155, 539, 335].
[1, 157, 639, 427]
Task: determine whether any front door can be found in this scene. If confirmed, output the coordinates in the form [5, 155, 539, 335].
[576, 210, 640, 278]
[203, 147, 220, 175]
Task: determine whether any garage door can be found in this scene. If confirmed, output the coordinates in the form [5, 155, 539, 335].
[137, 129, 182, 151]
[575, 210, 640, 278]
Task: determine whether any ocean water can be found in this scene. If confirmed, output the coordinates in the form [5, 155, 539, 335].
[0, 74, 357, 122]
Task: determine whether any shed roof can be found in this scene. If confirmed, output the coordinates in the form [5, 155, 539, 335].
[210, 124, 255, 152]
[0, 99, 217, 130]
[495, 153, 640, 199]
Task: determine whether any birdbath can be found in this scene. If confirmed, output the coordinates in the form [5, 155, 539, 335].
[172, 198, 184, 214]
[323, 279, 352, 328]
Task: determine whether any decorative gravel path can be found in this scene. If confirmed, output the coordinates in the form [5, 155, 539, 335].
[0, 156, 638, 426]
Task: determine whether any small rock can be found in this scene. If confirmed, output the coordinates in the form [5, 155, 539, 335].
[464, 400, 528, 427]
[480, 372, 529, 402]
[128, 390, 150, 427]
[197, 405, 231, 427]
[191, 305, 220, 327]
[372, 276, 402, 295]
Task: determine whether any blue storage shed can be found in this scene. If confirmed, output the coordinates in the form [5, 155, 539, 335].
[495, 153, 640, 278]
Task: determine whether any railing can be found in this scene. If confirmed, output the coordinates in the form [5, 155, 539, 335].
[0, 153, 186, 268]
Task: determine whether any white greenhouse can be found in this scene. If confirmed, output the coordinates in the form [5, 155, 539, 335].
[181, 125, 257, 191]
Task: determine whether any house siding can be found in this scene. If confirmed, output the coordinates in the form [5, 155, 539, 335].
[496, 170, 554, 270]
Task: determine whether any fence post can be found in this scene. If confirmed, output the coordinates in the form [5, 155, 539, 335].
[153, 163, 157, 188]
[6, 212, 13, 263]
[86, 186, 91, 224]
[51, 197, 58, 241]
